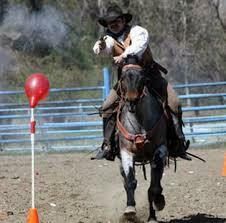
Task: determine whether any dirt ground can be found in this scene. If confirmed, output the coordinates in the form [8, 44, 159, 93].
[0, 148, 226, 223]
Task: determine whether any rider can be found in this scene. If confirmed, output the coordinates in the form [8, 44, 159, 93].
[93, 4, 191, 161]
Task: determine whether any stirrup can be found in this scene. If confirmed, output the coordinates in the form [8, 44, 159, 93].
[93, 148, 109, 160]
[91, 145, 116, 161]
[96, 142, 109, 160]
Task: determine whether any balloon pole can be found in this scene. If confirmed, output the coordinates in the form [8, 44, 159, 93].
[31, 108, 35, 209]
[25, 73, 50, 223]
[27, 108, 39, 223]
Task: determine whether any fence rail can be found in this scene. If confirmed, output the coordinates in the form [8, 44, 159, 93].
[0, 68, 226, 152]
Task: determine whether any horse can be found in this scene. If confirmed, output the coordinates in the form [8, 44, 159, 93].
[116, 63, 168, 223]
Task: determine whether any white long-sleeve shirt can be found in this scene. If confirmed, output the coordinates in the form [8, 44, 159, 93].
[93, 25, 149, 59]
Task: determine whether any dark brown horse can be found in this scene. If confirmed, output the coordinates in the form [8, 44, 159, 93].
[117, 64, 168, 223]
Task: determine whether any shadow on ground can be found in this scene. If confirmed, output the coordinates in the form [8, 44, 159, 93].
[119, 213, 226, 223]
[161, 213, 226, 223]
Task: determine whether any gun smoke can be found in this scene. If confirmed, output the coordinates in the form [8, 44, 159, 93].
[1, 3, 68, 53]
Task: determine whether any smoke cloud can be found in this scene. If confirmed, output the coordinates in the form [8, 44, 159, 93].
[0, 47, 14, 73]
[1, 3, 68, 51]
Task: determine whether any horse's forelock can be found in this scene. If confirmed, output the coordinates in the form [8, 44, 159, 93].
[122, 68, 142, 81]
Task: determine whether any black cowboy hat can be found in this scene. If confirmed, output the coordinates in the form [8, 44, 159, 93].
[98, 4, 132, 27]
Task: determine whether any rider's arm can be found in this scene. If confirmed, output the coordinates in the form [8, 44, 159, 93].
[121, 25, 149, 59]
[93, 36, 114, 55]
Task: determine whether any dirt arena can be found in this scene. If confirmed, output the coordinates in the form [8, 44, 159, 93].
[0, 148, 226, 223]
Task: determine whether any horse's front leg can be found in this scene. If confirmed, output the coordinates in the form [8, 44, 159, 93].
[148, 144, 168, 223]
[120, 149, 137, 216]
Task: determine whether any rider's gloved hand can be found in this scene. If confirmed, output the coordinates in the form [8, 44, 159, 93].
[99, 37, 106, 50]
[93, 37, 106, 54]
[113, 54, 126, 65]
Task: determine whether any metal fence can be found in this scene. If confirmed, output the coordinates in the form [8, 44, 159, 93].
[0, 68, 226, 152]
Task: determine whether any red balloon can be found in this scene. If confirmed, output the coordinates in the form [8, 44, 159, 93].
[24, 73, 50, 108]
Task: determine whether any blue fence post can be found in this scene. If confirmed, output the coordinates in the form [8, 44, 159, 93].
[103, 67, 110, 99]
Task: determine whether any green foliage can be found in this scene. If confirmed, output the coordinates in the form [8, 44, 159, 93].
[3, 0, 226, 90]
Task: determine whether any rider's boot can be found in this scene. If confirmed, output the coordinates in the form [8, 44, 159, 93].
[95, 115, 117, 161]
[171, 107, 191, 161]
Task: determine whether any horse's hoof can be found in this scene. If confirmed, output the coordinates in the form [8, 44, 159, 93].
[124, 206, 136, 215]
[123, 206, 137, 221]
[147, 220, 158, 223]
[120, 213, 142, 223]
[153, 194, 165, 211]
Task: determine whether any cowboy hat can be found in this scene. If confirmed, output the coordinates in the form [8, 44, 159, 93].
[98, 4, 132, 27]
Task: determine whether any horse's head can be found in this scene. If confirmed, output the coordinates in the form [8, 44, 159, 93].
[120, 64, 146, 112]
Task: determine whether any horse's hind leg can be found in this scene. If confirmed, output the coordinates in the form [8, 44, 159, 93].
[120, 149, 137, 217]
[148, 144, 168, 222]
